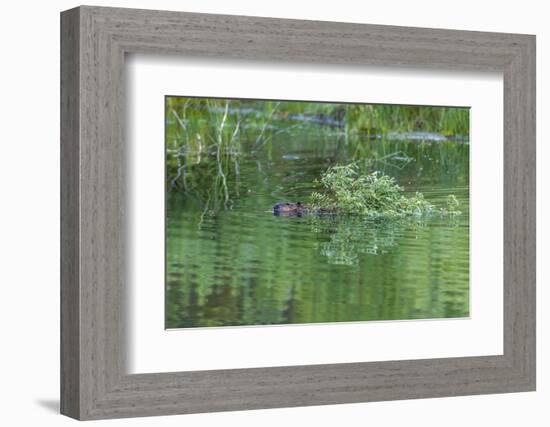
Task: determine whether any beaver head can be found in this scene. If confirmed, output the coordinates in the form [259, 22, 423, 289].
[273, 202, 308, 217]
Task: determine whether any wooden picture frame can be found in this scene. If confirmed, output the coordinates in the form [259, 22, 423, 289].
[60, 5, 536, 420]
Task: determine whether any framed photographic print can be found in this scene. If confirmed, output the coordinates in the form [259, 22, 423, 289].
[61, 5, 536, 420]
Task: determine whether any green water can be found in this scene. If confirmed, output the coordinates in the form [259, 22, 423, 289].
[165, 105, 469, 329]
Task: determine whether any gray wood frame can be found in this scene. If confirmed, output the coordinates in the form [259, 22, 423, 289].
[60, 5, 536, 420]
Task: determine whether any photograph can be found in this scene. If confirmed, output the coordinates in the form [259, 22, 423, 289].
[52, 3, 537, 421]
[165, 96, 470, 329]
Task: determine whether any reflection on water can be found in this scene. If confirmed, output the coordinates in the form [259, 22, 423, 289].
[166, 113, 469, 329]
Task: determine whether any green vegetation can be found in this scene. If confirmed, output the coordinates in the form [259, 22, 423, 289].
[308, 214, 428, 265]
[443, 194, 461, 215]
[165, 96, 470, 328]
[309, 163, 460, 217]
[166, 97, 469, 213]
[344, 103, 469, 138]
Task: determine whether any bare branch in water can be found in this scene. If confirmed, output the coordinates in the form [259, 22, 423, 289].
[170, 146, 183, 189]
[230, 118, 241, 153]
[230, 119, 241, 197]
[171, 109, 187, 131]
[197, 190, 212, 230]
[216, 102, 230, 206]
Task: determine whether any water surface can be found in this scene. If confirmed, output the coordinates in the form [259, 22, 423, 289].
[166, 116, 469, 329]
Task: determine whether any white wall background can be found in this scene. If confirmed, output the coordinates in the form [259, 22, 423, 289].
[0, 0, 546, 425]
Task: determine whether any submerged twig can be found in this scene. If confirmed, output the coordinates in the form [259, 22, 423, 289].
[197, 190, 212, 230]
[230, 119, 242, 197]
[216, 102, 230, 206]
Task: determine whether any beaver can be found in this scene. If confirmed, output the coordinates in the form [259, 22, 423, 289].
[272, 202, 310, 217]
